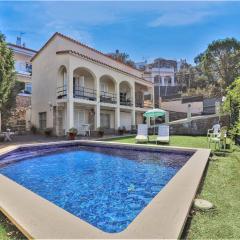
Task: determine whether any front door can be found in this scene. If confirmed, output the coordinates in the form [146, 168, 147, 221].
[74, 110, 85, 132]
[100, 113, 110, 129]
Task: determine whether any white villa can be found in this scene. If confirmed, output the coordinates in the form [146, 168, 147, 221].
[31, 33, 154, 136]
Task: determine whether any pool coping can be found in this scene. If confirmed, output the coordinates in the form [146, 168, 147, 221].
[0, 140, 210, 239]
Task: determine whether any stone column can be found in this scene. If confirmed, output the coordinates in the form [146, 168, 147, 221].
[131, 82, 136, 128]
[150, 87, 155, 108]
[67, 64, 74, 131]
[131, 109, 136, 127]
[115, 82, 120, 129]
[95, 77, 101, 130]
[187, 104, 192, 121]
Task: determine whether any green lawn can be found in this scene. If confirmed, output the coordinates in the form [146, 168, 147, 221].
[111, 135, 209, 148]
[109, 135, 240, 239]
[0, 212, 26, 240]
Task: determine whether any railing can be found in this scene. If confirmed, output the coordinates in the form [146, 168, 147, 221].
[120, 97, 133, 106]
[57, 85, 67, 99]
[100, 91, 117, 104]
[74, 87, 96, 101]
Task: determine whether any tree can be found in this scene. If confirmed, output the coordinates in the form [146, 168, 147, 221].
[195, 38, 240, 93]
[224, 77, 240, 125]
[0, 32, 16, 111]
[108, 49, 136, 68]
[176, 60, 214, 97]
[0, 32, 17, 129]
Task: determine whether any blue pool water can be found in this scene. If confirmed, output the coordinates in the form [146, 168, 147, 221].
[0, 145, 192, 233]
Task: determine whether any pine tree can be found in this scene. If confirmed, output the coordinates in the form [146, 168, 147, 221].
[0, 32, 16, 111]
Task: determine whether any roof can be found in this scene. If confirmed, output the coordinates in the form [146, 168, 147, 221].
[7, 43, 37, 53]
[31, 32, 143, 74]
[56, 50, 152, 85]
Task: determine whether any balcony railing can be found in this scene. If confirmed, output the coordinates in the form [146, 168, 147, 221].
[100, 91, 117, 104]
[57, 85, 67, 99]
[74, 87, 96, 101]
[120, 97, 133, 106]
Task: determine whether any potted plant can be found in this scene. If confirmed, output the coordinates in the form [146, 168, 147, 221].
[30, 125, 37, 134]
[68, 128, 78, 140]
[97, 127, 104, 137]
[118, 126, 126, 135]
[44, 128, 53, 137]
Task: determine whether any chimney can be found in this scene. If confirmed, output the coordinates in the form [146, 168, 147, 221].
[23, 42, 26, 48]
[16, 36, 21, 46]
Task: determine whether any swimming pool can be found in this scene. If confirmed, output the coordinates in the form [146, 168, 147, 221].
[0, 143, 193, 233]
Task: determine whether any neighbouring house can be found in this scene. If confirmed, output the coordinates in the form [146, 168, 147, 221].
[136, 58, 182, 107]
[31, 32, 154, 136]
[7, 39, 37, 131]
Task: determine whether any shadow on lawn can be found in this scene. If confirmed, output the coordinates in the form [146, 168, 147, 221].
[0, 212, 27, 240]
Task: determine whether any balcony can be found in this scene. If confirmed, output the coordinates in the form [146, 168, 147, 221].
[120, 97, 132, 106]
[15, 62, 32, 75]
[100, 91, 116, 104]
[74, 87, 96, 101]
[57, 85, 67, 99]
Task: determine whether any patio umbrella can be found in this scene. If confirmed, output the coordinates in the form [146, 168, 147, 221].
[143, 108, 166, 135]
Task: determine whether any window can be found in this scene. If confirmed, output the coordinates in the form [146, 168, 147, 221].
[39, 112, 47, 129]
[74, 76, 84, 89]
[100, 113, 110, 129]
[25, 83, 32, 94]
[100, 82, 108, 93]
[61, 68, 67, 87]
[144, 92, 152, 101]
[26, 63, 32, 73]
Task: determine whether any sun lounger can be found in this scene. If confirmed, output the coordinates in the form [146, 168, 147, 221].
[135, 124, 148, 143]
[156, 125, 170, 144]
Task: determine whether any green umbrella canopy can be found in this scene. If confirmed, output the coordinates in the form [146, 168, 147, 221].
[143, 108, 166, 118]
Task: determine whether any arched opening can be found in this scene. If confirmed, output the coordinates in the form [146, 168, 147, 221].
[99, 75, 116, 104]
[73, 67, 96, 101]
[119, 81, 132, 106]
[57, 65, 67, 99]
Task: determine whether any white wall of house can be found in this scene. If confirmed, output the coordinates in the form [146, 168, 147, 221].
[31, 33, 153, 135]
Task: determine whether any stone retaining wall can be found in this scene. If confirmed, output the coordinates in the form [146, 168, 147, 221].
[169, 114, 230, 136]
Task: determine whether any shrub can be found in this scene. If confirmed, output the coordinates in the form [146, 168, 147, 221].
[118, 126, 126, 135]
[68, 127, 78, 140]
[44, 128, 53, 137]
[97, 127, 104, 137]
[30, 125, 37, 134]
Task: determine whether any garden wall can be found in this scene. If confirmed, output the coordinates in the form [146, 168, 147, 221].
[169, 114, 230, 136]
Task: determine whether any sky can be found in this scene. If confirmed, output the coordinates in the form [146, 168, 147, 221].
[1, 1, 240, 64]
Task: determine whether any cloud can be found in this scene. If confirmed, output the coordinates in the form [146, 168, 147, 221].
[148, 4, 221, 27]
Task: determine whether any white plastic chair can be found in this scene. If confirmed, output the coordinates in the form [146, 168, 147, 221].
[135, 124, 148, 143]
[207, 123, 220, 142]
[79, 124, 91, 136]
[156, 125, 170, 144]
